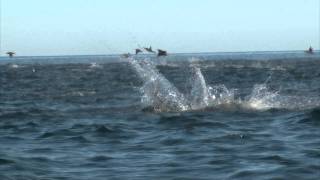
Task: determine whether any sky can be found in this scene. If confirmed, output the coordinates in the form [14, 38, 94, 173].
[0, 0, 319, 56]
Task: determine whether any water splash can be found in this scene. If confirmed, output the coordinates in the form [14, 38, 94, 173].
[129, 58, 190, 112]
[189, 65, 210, 109]
[245, 84, 281, 110]
[208, 85, 236, 106]
[9, 64, 19, 69]
[128, 57, 320, 112]
[89, 62, 102, 68]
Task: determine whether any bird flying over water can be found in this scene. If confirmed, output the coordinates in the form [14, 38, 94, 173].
[305, 46, 314, 54]
[6, 51, 15, 58]
[135, 48, 142, 55]
[157, 49, 167, 57]
[144, 46, 155, 53]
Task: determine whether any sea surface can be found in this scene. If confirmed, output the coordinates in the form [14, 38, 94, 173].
[0, 51, 320, 179]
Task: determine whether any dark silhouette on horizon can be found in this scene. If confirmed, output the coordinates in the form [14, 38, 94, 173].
[305, 46, 314, 54]
[6, 52, 15, 58]
[135, 48, 142, 55]
[157, 49, 167, 57]
[144, 46, 155, 53]
[121, 46, 168, 58]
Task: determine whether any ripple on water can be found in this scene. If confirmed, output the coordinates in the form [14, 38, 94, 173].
[88, 155, 113, 162]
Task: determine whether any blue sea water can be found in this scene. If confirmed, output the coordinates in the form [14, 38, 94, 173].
[0, 51, 320, 179]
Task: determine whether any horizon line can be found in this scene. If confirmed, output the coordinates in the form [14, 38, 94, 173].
[0, 49, 318, 58]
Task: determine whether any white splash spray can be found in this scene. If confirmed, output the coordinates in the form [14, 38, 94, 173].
[189, 65, 210, 109]
[245, 84, 281, 110]
[89, 62, 102, 68]
[128, 58, 190, 112]
[10, 64, 19, 69]
[128, 57, 319, 112]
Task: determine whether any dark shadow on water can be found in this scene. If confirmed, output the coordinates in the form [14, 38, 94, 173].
[298, 108, 320, 125]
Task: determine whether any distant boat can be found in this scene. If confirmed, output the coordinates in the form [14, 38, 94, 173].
[305, 46, 314, 54]
[6, 51, 15, 58]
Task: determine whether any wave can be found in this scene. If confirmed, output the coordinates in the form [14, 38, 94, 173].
[128, 58, 320, 112]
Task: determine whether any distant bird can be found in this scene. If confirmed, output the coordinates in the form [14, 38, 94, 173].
[135, 48, 142, 55]
[121, 53, 131, 58]
[144, 46, 155, 53]
[6, 51, 15, 58]
[157, 49, 167, 57]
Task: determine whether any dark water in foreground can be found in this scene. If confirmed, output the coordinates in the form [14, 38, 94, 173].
[0, 52, 320, 179]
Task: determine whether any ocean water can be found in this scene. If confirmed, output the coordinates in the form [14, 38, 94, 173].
[0, 51, 320, 179]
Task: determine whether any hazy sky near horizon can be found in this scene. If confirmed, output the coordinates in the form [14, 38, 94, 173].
[1, 0, 319, 56]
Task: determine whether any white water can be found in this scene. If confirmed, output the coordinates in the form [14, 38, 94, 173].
[10, 64, 19, 69]
[128, 58, 190, 112]
[189, 66, 210, 109]
[128, 58, 320, 112]
[89, 62, 102, 68]
[245, 84, 281, 110]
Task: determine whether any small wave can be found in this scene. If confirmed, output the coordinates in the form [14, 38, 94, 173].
[95, 125, 114, 134]
[161, 138, 186, 146]
[70, 123, 129, 139]
[89, 62, 102, 69]
[25, 121, 39, 127]
[39, 132, 56, 139]
[88, 155, 113, 162]
[158, 114, 230, 129]
[1, 136, 26, 141]
[0, 111, 29, 119]
[213, 133, 246, 143]
[65, 135, 90, 143]
[258, 155, 299, 166]
[26, 148, 53, 153]
[25, 156, 52, 163]
[0, 158, 15, 165]
[38, 129, 75, 139]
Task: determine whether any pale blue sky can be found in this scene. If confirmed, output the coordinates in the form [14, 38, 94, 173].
[1, 0, 319, 56]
